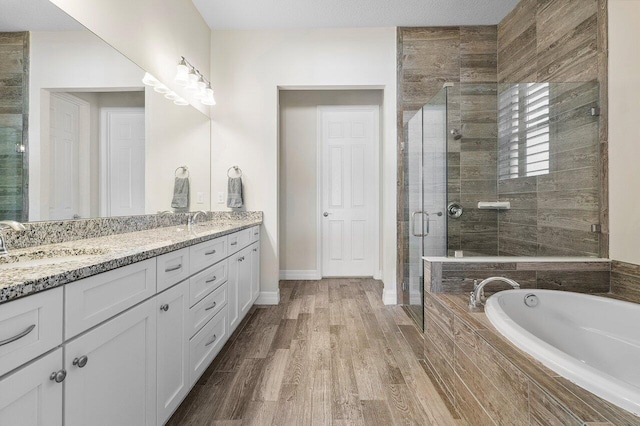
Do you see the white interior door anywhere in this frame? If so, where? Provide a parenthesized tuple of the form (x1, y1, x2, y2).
(320, 106, 379, 277)
(102, 108, 145, 216)
(49, 94, 80, 220)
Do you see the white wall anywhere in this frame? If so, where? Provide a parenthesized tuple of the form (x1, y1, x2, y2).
(609, 0, 640, 265)
(50, 0, 211, 116)
(145, 89, 211, 214)
(279, 90, 384, 276)
(29, 30, 144, 220)
(210, 28, 397, 304)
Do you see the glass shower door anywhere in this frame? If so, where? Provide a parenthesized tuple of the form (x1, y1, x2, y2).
(403, 88, 448, 330)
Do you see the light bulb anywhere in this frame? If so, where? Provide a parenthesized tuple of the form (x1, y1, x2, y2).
(153, 83, 170, 94)
(186, 70, 199, 92)
(175, 58, 189, 86)
(142, 72, 158, 86)
(201, 86, 216, 106)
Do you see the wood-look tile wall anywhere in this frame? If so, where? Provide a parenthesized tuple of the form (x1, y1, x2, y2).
(423, 288, 636, 425)
(0, 32, 28, 222)
(496, 0, 608, 257)
(425, 260, 611, 295)
(397, 26, 499, 300)
(610, 260, 640, 304)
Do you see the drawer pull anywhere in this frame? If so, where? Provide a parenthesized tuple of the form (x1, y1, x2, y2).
(230, 242, 238, 246)
(205, 334, 217, 346)
(0, 324, 36, 347)
(238, 256, 245, 262)
(165, 264, 182, 273)
(206, 276, 217, 283)
(254, 232, 259, 235)
(205, 249, 217, 256)
(49, 369, 67, 383)
(160, 304, 170, 312)
(205, 301, 217, 311)
(73, 355, 89, 368)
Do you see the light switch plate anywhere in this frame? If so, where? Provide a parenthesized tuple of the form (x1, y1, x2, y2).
(217, 192, 225, 204)
(196, 192, 204, 204)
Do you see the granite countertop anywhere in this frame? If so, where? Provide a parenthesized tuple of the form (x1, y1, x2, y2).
(0, 217, 262, 304)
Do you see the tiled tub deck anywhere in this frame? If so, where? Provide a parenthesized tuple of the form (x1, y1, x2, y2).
(422, 259, 638, 425)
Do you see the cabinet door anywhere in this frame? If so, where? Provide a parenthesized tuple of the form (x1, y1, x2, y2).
(65, 298, 157, 426)
(237, 246, 253, 322)
(156, 281, 189, 425)
(227, 251, 240, 334)
(0, 348, 63, 426)
(250, 242, 260, 304)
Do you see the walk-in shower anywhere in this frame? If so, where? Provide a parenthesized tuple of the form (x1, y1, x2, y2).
(402, 81, 601, 330)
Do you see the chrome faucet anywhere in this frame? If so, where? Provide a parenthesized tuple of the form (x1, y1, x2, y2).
(0, 221, 27, 256)
(188, 211, 208, 228)
(469, 276, 520, 308)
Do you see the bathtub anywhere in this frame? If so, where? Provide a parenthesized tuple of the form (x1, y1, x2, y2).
(485, 289, 640, 416)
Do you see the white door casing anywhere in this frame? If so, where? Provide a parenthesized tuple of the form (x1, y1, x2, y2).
(100, 108, 145, 217)
(319, 106, 380, 277)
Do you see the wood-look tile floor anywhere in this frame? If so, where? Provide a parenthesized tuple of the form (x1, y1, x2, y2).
(167, 278, 464, 425)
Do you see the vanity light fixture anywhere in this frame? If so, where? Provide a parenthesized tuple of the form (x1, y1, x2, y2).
(175, 57, 189, 86)
(174, 57, 216, 107)
(142, 72, 159, 87)
(141, 72, 188, 107)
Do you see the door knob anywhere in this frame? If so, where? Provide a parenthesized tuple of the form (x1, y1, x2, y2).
(323, 212, 331, 217)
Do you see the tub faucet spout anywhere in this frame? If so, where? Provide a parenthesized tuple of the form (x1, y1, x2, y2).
(469, 276, 520, 308)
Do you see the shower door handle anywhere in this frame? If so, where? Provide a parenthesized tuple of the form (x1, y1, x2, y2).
(411, 211, 429, 237)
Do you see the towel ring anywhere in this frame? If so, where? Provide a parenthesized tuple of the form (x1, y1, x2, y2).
(227, 166, 242, 178)
(175, 166, 189, 178)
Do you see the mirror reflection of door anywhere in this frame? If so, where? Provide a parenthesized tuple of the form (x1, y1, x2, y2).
(49, 93, 83, 220)
(101, 108, 146, 217)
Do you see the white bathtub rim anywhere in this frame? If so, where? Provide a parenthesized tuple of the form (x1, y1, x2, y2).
(485, 290, 640, 418)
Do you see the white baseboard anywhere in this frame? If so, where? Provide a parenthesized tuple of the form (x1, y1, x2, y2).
(382, 288, 397, 305)
(279, 270, 322, 280)
(255, 290, 280, 305)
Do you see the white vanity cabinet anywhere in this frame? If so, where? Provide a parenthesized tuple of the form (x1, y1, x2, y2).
(156, 280, 190, 423)
(64, 297, 157, 426)
(0, 224, 261, 426)
(250, 242, 260, 304)
(0, 348, 63, 426)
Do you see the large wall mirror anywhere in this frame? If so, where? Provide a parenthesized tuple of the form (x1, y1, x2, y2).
(0, 0, 211, 222)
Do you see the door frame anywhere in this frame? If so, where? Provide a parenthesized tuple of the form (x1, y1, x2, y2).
(46, 92, 91, 220)
(99, 107, 145, 216)
(316, 105, 381, 279)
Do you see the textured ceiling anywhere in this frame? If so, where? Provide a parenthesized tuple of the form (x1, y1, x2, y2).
(0, 0, 83, 31)
(192, 0, 520, 30)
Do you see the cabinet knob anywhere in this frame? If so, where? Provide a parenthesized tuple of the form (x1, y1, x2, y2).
(253, 248, 258, 252)
(49, 369, 67, 383)
(160, 304, 170, 312)
(73, 355, 89, 368)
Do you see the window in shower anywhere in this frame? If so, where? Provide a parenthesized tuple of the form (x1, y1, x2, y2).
(498, 83, 550, 180)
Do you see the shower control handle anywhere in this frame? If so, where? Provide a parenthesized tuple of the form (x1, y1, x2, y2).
(447, 203, 463, 219)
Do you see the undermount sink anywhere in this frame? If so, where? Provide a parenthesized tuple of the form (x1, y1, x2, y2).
(0, 247, 110, 269)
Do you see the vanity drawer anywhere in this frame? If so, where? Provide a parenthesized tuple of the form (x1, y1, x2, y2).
(157, 248, 190, 293)
(189, 282, 227, 338)
(0, 288, 63, 377)
(65, 259, 156, 339)
(189, 259, 227, 307)
(250, 226, 260, 243)
(227, 229, 252, 254)
(190, 305, 227, 386)
(189, 236, 227, 275)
